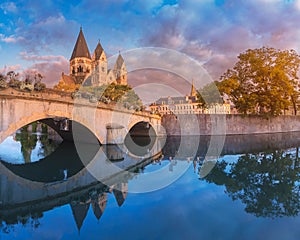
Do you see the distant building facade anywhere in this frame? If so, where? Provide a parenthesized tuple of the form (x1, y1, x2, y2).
(149, 83, 230, 115)
(57, 27, 127, 90)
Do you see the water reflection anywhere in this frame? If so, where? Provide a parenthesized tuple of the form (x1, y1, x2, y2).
(202, 149, 300, 218)
(1, 132, 300, 237)
(0, 122, 62, 164)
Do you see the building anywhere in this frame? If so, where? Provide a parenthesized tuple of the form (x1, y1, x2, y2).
(56, 27, 127, 90)
(204, 103, 231, 114)
(149, 82, 202, 115)
(149, 82, 230, 115)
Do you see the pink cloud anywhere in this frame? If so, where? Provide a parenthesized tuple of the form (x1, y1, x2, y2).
(0, 64, 22, 74)
(19, 52, 67, 62)
(0, 34, 24, 43)
(24, 57, 69, 87)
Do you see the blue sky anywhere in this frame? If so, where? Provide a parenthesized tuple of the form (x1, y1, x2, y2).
(1, 0, 300, 91)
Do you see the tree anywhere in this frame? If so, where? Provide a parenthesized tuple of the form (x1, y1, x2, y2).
(6, 71, 21, 89)
(197, 81, 224, 108)
(219, 47, 300, 116)
(33, 73, 46, 91)
(54, 80, 79, 92)
(0, 73, 8, 89)
(80, 83, 143, 110)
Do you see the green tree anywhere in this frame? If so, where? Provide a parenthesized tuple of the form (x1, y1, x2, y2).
(219, 47, 300, 116)
(15, 124, 38, 163)
(81, 83, 143, 110)
(197, 81, 224, 108)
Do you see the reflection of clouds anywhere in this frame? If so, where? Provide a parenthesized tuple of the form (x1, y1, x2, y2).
(0, 136, 23, 164)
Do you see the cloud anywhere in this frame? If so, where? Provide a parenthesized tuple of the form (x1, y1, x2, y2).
(14, 13, 77, 53)
(129, 69, 195, 105)
(138, 0, 300, 79)
(0, 34, 24, 43)
(22, 55, 69, 87)
(0, 2, 17, 14)
(19, 52, 67, 62)
(2, 0, 300, 89)
(0, 64, 22, 74)
(1, 52, 68, 87)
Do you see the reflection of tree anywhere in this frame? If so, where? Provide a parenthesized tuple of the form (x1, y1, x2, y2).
(38, 124, 59, 157)
(15, 124, 38, 163)
(14, 123, 60, 163)
(203, 149, 300, 218)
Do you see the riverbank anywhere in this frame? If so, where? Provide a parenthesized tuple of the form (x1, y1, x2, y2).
(162, 114, 300, 135)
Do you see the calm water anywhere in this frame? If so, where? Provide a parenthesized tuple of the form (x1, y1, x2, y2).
(0, 125, 300, 240)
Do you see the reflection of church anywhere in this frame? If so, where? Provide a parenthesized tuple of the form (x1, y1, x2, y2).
(70, 182, 128, 232)
(59, 27, 127, 88)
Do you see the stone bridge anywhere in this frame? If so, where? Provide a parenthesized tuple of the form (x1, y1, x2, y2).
(0, 88, 163, 144)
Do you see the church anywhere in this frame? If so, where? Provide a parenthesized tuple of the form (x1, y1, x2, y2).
(58, 27, 127, 90)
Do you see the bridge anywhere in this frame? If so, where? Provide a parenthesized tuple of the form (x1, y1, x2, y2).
(0, 88, 163, 145)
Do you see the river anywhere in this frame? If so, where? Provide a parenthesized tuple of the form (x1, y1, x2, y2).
(0, 123, 300, 240)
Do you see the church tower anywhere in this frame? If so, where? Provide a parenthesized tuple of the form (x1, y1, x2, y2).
(113, 52, 127, 85)
(70, 27, 91, 84)
(91, 40, 108, 86)
(190, 80, 197, 97)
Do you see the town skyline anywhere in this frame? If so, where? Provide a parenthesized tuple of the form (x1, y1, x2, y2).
(1, 1, 300, 96)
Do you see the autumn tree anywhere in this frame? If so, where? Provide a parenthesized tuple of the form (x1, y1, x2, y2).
(219, 47, 300, 116)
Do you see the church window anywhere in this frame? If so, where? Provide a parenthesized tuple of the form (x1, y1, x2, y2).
(102, 67, 105, 72)
(78, 65, 83, 72)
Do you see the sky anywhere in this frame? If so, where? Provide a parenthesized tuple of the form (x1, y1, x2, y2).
(1, 0, 300, 101)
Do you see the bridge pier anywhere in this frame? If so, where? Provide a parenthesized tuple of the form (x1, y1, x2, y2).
(106, 123, 127, 145)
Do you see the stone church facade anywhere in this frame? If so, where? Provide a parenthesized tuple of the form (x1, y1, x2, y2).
(59, 27, 127, 88)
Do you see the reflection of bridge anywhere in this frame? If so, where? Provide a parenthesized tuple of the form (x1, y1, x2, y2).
(0, 88, 162, 144)
(0, 139, 163, 231)
(1, 132, 300, 230)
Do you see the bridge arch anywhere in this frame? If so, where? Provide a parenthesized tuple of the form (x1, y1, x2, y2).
(0, 90, 161, 145)
(0, 113, 104, 145)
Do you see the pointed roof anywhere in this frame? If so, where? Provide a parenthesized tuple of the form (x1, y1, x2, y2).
(92, 193, 107, 220)
(113, 189, 126, 207)
(93, 40, 104, 60)
(113, 183, 128, 207)
(190, 80, 197, 97)
(70, 202, 90, 232)
(70, 27, 91, 60)
(115, 52, 125, 69)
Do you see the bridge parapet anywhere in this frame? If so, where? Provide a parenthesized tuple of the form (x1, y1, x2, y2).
(0, 88, 162, 145)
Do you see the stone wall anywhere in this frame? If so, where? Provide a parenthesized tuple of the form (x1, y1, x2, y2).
(162, 114, 300, 135)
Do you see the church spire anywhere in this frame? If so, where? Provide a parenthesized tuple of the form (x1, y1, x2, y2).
(70, 27, 91, 60)
(70, 202, 90, 233)
(115, 51, 124, 68)
(93, 40, 104, 61)
(190, 79, 197, 97)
